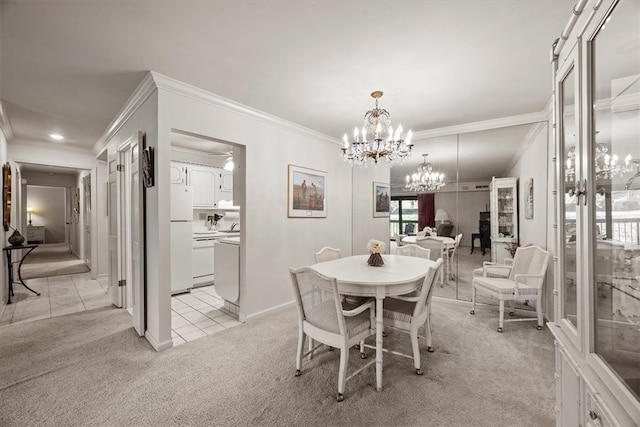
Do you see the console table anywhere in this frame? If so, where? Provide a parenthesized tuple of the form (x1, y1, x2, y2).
(3, 244, 40, 304)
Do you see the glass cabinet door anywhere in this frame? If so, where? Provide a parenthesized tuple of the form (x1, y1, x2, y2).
(590, 0, 640, 402)
(497, 186, 515, 239)
(561, 64, 579, 330)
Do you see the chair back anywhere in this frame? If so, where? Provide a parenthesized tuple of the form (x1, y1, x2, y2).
(404, 223, 415, 234)
(509, 245, 550, 289)
(413, 258, 443, 318)
(396, 244, 431, 260)
(416, 237, 444, 262)
(289, 267, 345, 335)
(394, 233, 406, 247)
(437, 223, 453, 237)
(314, 247, 342, 263)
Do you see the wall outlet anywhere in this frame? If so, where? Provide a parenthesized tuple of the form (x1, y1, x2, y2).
(198, 213, 207, 220)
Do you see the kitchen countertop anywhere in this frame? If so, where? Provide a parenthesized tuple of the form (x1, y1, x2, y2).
(217, 236, 240, 245)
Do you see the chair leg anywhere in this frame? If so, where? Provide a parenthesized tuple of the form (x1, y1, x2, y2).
(295, 329, 305, 376)
(410, 324, 422, 375)
(359, 339, 366, 359)
(509, 299, 515, 316)
(308, 337, 314, 359)
(425, 317, 434, 352)
(470, 285, 476, 315)
(337, 345, 349, 402)
(498, 300, 504, 332)
(536, 297, 544, 330)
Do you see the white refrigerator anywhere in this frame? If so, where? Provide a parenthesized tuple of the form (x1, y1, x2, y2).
(170, 185, 193, 294)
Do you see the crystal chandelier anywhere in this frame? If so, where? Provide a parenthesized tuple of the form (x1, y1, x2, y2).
(565, 144, 633, 183)
(404, 154, 445, 192)
(341, 91, 413, 165)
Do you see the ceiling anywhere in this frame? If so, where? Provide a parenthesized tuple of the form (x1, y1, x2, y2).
(0, 0, 576, 181)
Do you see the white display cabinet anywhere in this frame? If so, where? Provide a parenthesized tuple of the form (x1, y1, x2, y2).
(489, 176, 518, 264)
(549, 1, 640, 426)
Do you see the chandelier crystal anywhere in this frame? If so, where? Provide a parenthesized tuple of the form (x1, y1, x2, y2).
(404, 154, 445, 192)
(341, 91, 413, 166)
(565, 144, 633, 183)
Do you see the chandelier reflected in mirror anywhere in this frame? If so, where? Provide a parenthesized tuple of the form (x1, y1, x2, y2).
(404, 154, 445, 192)
(341, 91, 413, 166)
(564, 144, 633, 183)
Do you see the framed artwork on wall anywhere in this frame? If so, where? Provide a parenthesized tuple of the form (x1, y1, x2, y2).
(525, 178, 534, 219)
(373, 182, 390, 217)
(288, 164, 327, 218)
(3, 162, 11, 231)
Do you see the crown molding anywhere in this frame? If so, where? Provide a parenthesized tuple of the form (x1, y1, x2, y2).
(411, 110, 549, 141)
(93, 72, 158, 156)
(150, 71, 339, 145)
(0, 100, 15, 142)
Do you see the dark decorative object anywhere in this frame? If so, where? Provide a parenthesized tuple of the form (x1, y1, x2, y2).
(8, 229, 25, 246)
(3, 162, 11, 231)
(367, 252, 384, 267)
(142, 146, 154, 188)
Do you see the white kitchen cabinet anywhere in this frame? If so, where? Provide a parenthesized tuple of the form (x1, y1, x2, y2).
(215, 168, 233, 204)
(170, 162, 187, 184)
(188, 165, 216, 208)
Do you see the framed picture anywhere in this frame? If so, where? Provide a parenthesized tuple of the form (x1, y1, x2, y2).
(525, 178, 534, 219)
(142, 147, 154, 188)
(373, 182, 390, 217)
(288, 164, 327, 218)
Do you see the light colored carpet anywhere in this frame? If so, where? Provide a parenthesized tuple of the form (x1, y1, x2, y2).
(21, 243, 90, 279)
(0, 298, 555, 426)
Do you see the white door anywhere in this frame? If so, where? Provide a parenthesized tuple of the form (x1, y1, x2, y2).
(108, 152, 124, 307)
(83, 175, 91, 268)
(129, 132, 145, 336)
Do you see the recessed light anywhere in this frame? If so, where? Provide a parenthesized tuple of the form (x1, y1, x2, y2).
(48, 133, 65, 141)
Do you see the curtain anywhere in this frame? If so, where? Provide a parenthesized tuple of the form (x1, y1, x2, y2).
(417, 193, 435, 230)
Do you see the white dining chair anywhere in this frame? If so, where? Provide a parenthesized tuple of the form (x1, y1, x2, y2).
(382, 258, 443, 375)
(290, 266, 375, 401)
(416, 237, 445, 286)
(314, 247, 342, 263)
(396, 244, 431, 260)
(471, 245, 550, 332)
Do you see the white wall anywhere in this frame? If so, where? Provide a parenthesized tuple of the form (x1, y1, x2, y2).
(102, 91, 160, 347)
(27, 186, 66, 243)
(158, 87, 355, 326)
(433, 189, 490, 247)
(352, 166, 391, 255)
(506, 123, 549, 248)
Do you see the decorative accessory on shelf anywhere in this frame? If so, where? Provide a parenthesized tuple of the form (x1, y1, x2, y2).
(8, 228, 25, 247)
(505, 240, 519, 258)
(341, 91, 413, 166)
(404, 154, 445, 192)
(367, 239, 386, 266)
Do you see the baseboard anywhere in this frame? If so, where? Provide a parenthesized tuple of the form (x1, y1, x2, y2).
(243, 300, 296, 323)
(144, 331, 173, 352)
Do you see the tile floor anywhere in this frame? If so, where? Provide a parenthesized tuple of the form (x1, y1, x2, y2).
(0, 272, 111, 327)
(0, 274, 240, 348)
(171, 285, 242, 346)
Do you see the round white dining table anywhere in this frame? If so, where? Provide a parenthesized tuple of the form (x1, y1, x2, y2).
(310, 254, 434, 391)
(401, 235, 455, 247)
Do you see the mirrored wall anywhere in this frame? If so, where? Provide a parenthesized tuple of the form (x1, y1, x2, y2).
(390, 121, 550, 307)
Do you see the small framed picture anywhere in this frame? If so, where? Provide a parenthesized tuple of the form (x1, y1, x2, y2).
(373, 182, 390, 217)
(288, 164, 327, 218)
(142, 147, 154, 188)
(525, 178, 534, 219)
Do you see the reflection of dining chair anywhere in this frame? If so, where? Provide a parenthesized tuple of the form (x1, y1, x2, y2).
(289, 267, 375, 401)
(382, 258, 443, 374)
(404, 223, 415, 235)
(314, 247, 342, 263)
(416, 237, 445, 286)
(447, 233, 463, 279)
(394, 233, 406, 248)
(471, 245, 550, 332)
(396, 244, 431, 260)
